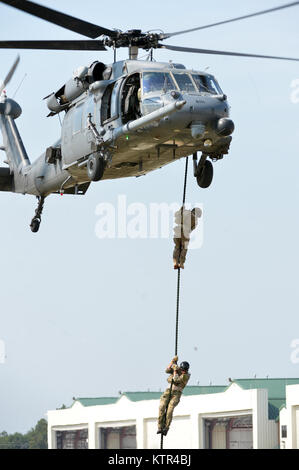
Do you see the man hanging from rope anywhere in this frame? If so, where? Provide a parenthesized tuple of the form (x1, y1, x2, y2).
(173, 206, 202, 269)
(157, 356, 190, 436)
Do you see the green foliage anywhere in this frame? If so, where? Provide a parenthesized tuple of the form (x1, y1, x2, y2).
(56, 404, 67, 410)
(0, 418, 48, 449)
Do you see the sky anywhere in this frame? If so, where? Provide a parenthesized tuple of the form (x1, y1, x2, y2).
(0, 0, 299, 434)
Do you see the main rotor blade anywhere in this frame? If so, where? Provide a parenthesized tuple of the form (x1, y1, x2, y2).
(163, 44, 299, 62)
(160, 1, 299, 39)
(0, 54, 19, 94)
(0, 0, 116, 39)
(0, 40, 107, 50)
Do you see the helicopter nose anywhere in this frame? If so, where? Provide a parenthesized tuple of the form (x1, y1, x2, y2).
(216, 117, 234, 136)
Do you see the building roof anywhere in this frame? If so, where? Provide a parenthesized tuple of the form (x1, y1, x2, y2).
(232, 378, 299, 420)
(183, 385, 227, 395)
(74, 397, 118, 407)
(73, 386, 227, 408)
(232, 378, 299, 397)
(122, 392, 162, 402)
(72, 378, 299, 421)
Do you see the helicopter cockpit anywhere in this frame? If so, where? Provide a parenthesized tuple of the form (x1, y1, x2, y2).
(142, 70, 222, 96)
(140, 70, 223, 116)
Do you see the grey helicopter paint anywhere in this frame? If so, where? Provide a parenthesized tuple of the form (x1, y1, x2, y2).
(0, 0, 299, 232)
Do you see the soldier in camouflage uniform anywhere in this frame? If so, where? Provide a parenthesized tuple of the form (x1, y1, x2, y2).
(173, 206, 202, 269)
(157, 356, 190, 436)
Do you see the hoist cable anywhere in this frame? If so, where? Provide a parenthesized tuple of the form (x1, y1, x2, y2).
(160, 156, 189, 449)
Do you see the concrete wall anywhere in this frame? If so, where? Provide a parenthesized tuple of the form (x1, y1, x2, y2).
(279, 384, 299, 449)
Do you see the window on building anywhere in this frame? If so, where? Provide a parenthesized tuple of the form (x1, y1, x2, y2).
(56, 429, 88, 449)
(100, 425, 136, 449)
(204, 415, 253, 449)
(281, 425, 287, 438)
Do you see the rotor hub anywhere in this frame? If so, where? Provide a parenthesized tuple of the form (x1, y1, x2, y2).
(105, 30, 161, 50)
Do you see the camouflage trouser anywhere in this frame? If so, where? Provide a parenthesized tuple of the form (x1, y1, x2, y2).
(173, 238, 189, 267)
(158, 389, 181, 430)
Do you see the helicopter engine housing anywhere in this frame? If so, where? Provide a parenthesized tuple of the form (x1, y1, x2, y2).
(46, 61, 107, 114)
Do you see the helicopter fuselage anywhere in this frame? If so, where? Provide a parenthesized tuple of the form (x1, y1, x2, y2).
(0, 59, 234, 198)
(42, 59, 233, 195)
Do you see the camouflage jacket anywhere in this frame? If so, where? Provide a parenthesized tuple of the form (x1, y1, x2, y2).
(173, 208, 199, 241)
(165, 366, 190, 393)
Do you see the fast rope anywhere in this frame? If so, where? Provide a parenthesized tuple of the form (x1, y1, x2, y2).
(160, 156, 189, 450)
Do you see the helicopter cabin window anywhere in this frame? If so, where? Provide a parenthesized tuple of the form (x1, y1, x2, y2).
(101, 82, 115, 123)
(192, 74, 222, 95)
(121, 73, 141, 124)
(172, 73, 196, 93)
(142, 72, 176, 94)
(73, 103, 84, 134)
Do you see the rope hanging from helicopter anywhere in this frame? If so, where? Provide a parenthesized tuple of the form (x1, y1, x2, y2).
(160, 156, 189, 450)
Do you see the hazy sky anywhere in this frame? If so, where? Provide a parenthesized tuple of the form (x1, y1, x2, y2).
(0, 0, 299, 434)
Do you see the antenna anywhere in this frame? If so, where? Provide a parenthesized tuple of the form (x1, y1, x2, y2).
(12, 73, 27, 99)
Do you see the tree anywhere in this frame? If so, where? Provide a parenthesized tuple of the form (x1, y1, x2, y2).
(27, 419, 48, 449)
(0, 418, 48, 449)
(0, 431, 28, 449)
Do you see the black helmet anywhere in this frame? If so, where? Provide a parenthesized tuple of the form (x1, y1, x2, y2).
(180, 361, 190, 371)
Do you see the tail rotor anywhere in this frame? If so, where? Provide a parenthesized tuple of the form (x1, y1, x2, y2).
(0, 55, 20, 96)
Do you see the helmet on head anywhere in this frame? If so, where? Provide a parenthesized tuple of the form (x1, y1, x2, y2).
(180, 361, 190, 371)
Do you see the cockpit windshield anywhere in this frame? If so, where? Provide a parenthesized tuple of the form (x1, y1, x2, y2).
(192, 74, 222, 95)
(173, 73, 196, 92)
(142, 72, 176, 94)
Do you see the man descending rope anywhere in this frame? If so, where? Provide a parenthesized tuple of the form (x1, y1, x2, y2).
(173, 206, 202, 269)
(157, 356, 190, 436)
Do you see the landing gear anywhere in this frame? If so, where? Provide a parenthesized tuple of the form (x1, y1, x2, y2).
(87, 154, 106, 182)
(193, 153, 213, 188)
(30, 196, 45, 233)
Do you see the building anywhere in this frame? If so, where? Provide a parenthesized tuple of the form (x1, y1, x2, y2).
(47, 378, 299, 449)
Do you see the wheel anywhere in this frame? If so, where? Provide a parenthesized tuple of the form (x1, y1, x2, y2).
(30, 218, 40, 233)
(87, 154, 105, 182)
(196, 160, 213, 188)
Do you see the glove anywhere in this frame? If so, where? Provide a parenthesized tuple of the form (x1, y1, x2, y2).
(172, 364, 179, 371)
(172, 355, 178, 364)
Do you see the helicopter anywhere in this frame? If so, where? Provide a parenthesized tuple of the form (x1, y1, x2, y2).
(0, 0, 299, 233)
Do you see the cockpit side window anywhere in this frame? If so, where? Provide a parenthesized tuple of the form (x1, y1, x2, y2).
(172, 73, 196, 92)
(121, 73, 141, 124)
(192, 74, 222, 95)
(142, 72, 176, 94)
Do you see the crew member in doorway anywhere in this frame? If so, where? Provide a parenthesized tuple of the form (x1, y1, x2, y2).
(173, 206, 202, 269)
(157, 356, 190, 436)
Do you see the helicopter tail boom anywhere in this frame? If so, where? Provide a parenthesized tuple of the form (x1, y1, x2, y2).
(0, 96, 30, 180)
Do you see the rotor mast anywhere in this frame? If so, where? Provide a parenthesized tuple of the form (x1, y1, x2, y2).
(129, 45, 138, 60)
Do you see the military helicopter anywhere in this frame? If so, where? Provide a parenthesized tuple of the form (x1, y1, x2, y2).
(0, 0, 299, 232)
